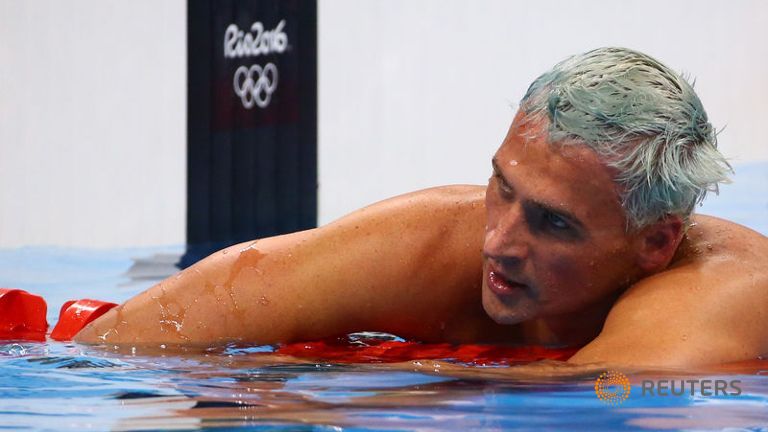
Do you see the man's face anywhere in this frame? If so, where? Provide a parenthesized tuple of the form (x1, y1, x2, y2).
(482, 113, 641, 325)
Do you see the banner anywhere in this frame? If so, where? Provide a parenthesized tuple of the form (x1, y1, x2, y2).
(185, 0, 317, 264)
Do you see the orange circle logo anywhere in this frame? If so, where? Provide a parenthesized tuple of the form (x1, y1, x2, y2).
(594, 370, 631, 404)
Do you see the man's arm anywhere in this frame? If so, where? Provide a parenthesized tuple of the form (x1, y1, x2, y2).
(569, 216, 768, 368)
(75, 186, 488, 346)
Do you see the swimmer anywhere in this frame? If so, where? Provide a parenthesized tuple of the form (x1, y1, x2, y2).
(76, 47, 768, 369)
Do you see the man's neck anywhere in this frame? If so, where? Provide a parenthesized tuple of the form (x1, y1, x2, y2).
(519, 292, 621, 347)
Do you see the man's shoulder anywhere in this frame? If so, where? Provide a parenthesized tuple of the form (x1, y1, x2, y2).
(343, 185, 487, 235)
(370, 185, 486, 209)
(578, 214, 768, 366)
(680, 214, 768, 266)
(625, 214, 767, 305)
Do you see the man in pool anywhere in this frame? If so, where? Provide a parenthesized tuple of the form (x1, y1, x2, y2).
(76, 48, 768, 369)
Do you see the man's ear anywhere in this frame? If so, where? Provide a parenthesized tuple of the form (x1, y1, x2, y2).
(634, 215, 684, 273)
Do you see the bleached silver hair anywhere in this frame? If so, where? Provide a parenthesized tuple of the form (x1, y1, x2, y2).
(520, 47, 731, 230)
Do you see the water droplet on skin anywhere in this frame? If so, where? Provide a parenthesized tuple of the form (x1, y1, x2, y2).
(258, 295, 270, 306)
(228, 288, 239, 311)
(706, 244, 713, 251)
(241, 240, 259, 252)
(223, 245, 265, 293)
(98, 328, 118, 341)
(222, 249, 229, 255)
(160, 344, 167, 349)
(509, 160, 519, 166)
(681, 334, 689, 341)
(159, 319, 183, 332)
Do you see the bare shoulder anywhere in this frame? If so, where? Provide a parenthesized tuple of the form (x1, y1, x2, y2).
(570, 215, 768, 367)
(683, 214, 768, 262)
(323, 185, 488, 261)
(342, 185, 486, 223)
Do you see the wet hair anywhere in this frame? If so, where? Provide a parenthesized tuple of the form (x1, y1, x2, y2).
(520, 47, 731, 230)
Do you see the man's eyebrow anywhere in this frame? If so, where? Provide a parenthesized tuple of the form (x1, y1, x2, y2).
(490, 157, 586, 231)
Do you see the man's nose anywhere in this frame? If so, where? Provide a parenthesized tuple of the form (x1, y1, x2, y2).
(484, 205, 530, 261)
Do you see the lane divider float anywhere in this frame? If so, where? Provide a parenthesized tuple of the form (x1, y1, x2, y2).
(50, 299, 118, 341)
(0, 288, 117, 342)
(0, 288, 48, 341)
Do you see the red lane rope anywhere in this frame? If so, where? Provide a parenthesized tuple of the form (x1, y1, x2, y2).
(277, 336, 578, 364)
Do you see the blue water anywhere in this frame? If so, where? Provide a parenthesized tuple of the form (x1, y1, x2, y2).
(1, 162, 766, 431)
(2, 312, 767, 431)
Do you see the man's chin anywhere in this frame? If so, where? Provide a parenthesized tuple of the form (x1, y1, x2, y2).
(481, 290, 536, 325)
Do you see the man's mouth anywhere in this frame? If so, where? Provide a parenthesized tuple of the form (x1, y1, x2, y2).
(487, 268, 528, 296)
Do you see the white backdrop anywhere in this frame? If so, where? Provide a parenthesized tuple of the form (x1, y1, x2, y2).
(1, 0, 766, 247)
(0, 0, 187, 247)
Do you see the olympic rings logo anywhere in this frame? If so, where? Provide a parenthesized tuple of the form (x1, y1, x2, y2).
(233, 63, 278, 109)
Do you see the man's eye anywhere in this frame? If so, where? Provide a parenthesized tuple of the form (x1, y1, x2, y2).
(545, 211, 570, 230)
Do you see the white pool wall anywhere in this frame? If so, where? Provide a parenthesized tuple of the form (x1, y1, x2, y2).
(0, 0, 187, 248)
(1, 0, 766, 248)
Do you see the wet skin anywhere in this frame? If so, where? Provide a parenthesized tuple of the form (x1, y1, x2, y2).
(76, 114, 768, 368)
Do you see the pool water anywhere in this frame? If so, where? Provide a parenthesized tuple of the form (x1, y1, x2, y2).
(1, 163, 767, 431)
